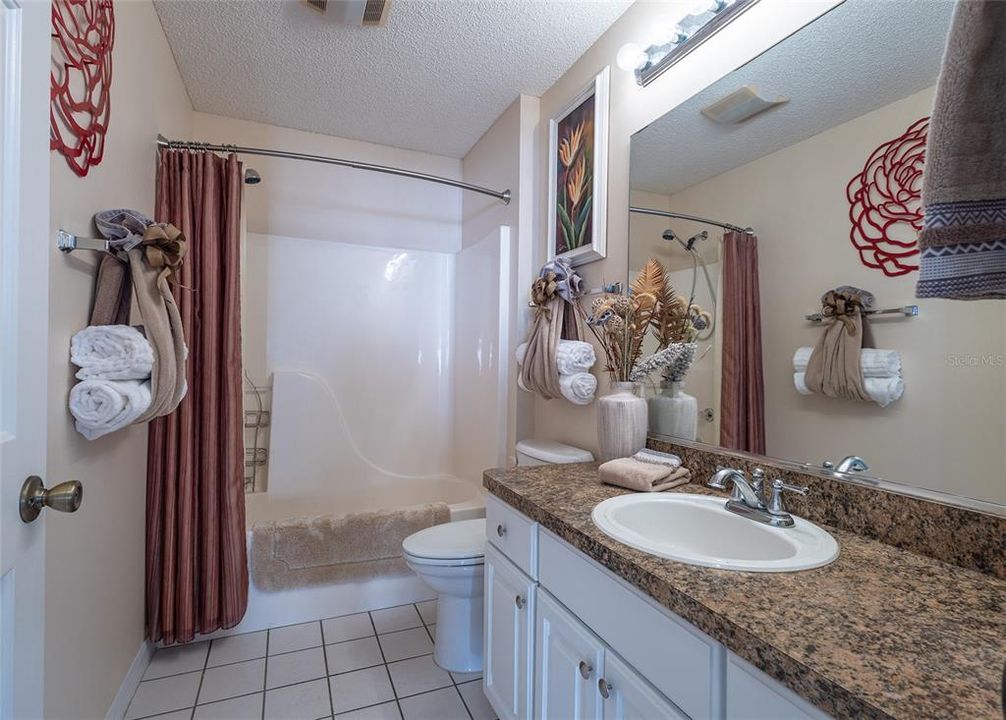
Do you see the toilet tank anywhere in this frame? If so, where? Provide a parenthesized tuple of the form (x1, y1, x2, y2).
(515, 439, 594, 466)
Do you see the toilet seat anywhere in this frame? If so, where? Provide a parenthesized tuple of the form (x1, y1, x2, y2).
(402, 518, 485, 567)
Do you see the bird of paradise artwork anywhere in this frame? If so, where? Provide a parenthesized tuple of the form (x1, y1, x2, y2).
(554, 95, 595, 256)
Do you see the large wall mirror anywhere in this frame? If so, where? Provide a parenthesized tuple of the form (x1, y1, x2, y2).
(628, 0, 1005, 510)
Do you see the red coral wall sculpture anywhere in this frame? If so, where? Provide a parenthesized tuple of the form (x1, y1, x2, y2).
(846, 117, 928, 277)
(50, 0, 115, 177)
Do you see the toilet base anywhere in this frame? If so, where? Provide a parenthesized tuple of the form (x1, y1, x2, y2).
(432, 592, 484, 673)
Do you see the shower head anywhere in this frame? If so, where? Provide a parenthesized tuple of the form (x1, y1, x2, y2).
(661, 228, 679, 243)
(244, 168, 262, 185)
(685, 231, 709, 251)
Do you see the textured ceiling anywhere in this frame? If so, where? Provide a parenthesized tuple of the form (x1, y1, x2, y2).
(630, 0, 954, 196)
(153, 0, 632, 158)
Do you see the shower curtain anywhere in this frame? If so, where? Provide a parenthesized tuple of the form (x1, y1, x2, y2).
(719, 231, 765, 454)
(146, 149, 248, 644)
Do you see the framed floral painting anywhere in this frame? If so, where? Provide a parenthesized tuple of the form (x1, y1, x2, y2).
(548, 66, 609, 267)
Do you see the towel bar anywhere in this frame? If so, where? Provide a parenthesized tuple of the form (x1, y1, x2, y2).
(805, 305, 919, 323)
(57, 229, 111, 254)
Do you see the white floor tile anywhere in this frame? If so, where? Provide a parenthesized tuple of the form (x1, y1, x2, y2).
(323, 613, 376, 644)
(450, 669, 481, 684)
(270, 621, 323, 655)
(458, 680, 495, 720)
(337, 700, 402, 720)
(144, 641, 209, 680)
(378, 628, 433, 663)
(416, 600, 437, 626)
(141, 711, 192, 720)
(198, 658, 266, 705)
(371, 605, 422, 634)
(386, 655, 452, 698)
(326, 636, 385, 675)
(426, 625, 436, 639)
(193, 692, 264, 720)
(329, 665, 395, 714)
(267, 646, 327, 689)
(207, 631, 268, 667)
(265, 677, 332, 720)
(125, 671, 202, 720)
(399, 687, 469, 720)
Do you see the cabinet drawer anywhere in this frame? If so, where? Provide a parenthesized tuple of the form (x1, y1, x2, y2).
(539, 530, 723, 720)
(726, 653, 830, 720)
(486, 494, 538, 579)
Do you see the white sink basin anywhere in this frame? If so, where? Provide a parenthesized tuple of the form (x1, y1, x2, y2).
(591, 493, 839, 572)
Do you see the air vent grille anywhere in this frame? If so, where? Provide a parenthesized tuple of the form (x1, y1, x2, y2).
(362, 0, 391, 26)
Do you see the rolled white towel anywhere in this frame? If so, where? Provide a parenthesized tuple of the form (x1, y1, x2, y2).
(71, 325, 154, 380)
(632, 449, 682, 469)
(559, 372, 596, 405)
(793, 346, 901, 378)
(794, 372, 904, 407)
(69, 379, 152, 440)
(555, 340, 596, 375)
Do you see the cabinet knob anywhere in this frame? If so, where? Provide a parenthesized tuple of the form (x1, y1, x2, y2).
(514, 594, 525, 610)
(578, 661, 593, 680)
(598, 678, 612, 700)
(496, 523, 506, 538)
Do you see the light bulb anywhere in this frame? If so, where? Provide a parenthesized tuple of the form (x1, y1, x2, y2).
(616, 43, 647, 72)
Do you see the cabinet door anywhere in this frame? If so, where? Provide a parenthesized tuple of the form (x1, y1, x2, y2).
(600, 650, 689, 720)
(485, 544, 536, 720)
(535, 590, 606, 720)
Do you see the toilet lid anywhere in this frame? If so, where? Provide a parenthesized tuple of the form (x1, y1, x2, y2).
(402, 518, 486, 560)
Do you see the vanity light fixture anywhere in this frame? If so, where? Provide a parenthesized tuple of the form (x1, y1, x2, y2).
(618, 0, 760, 87)
(701, 85, 788, 124)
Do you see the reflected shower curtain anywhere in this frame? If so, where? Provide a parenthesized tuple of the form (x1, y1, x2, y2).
(720, 231, 765, 454)
(146, 149, 248, 644)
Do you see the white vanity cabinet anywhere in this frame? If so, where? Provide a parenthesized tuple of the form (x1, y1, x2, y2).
(484, 543, 536, 720)
(602, 649, 690, 720)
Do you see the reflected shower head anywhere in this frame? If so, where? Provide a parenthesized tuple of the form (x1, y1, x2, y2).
(244, 168, 262, 185)
(685, 231, 709, 250)
(661, 228, 679, 243)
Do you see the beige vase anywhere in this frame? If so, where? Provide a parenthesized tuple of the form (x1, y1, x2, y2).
(597, 381, 648, 461)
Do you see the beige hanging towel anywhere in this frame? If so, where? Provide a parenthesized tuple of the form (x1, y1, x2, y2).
(804, 287, 875, 402)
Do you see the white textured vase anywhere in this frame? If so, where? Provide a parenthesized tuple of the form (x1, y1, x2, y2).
(647, 381, 698, 441)
(597, 381, 648, 461)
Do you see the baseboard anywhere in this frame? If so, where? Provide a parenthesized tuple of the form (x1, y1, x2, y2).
(105, 640, 153, 720)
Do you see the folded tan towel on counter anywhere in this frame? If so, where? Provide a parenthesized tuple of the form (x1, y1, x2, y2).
(599, 458, 692, 492)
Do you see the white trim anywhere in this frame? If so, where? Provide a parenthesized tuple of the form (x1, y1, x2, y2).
(104, 641, 153, 720)
(547, 66, 610, 267)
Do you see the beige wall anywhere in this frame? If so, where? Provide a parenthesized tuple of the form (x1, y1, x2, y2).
(45, 2, 192, 717)
(531, 0, 841, 456)
(664, 86, 1006, 505)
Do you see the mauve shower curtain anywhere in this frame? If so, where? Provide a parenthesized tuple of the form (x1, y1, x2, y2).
(147, 149, 248, 644)
(719, 231, 765, 455)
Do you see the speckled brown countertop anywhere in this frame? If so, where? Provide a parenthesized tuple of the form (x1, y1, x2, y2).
(483, 463, 1006, 720)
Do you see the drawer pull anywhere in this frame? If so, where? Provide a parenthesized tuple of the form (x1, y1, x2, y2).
(496, 523, 506, 538)
(598, 678, 612, 700)
(578, 661, 593, 680)
(514, 594, 526, 610)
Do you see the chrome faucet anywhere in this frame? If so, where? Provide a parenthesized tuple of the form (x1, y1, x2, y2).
(708, 467, 808, 528)
(834, 455, 869, 473)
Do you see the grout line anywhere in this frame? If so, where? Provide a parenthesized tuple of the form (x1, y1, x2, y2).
(368, 610, 405, 720)
(318, 620, 337, 719)
(190, 638, 213, 720)
(261, 629, 271, 720)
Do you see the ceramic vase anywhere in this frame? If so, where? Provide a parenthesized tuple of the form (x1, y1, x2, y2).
(597, 381, 648, 461)
(647, 380, 698, 441)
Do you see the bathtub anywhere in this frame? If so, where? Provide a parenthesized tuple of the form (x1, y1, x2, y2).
(219, 477, 485, 637)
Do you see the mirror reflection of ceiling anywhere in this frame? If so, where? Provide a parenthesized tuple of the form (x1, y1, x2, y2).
(630, 0, 953, 196)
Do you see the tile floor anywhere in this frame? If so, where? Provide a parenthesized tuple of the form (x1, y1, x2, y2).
(124, 600, 497, 720)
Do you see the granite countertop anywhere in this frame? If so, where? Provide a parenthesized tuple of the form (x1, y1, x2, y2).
(483, 462, 1006, 720)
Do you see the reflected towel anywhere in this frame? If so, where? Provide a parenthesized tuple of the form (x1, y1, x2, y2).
(69, 379, 151, 440)
(559, 372, 596, 405)
(71, 325, 154, 381)
(793, 346, 900, 378)
(599, 458, 692, 492)
(794, 372, 903, 408)
(632, 449, 682, 469)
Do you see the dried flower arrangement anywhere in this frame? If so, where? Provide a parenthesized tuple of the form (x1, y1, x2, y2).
(581, 258, 710, 384)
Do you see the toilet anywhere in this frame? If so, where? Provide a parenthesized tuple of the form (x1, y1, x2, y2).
(402, 439, 592, 673)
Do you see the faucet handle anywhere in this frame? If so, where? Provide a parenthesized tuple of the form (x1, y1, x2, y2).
(766, 478, 808, 516)
(750, 468, 766, 494)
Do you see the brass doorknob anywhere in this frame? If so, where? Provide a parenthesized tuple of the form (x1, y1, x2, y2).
(19, 476, 82, 523)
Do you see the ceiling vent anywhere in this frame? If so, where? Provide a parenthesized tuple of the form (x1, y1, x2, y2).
(302, 0, 391, 27)
(701, 85, 789, 125)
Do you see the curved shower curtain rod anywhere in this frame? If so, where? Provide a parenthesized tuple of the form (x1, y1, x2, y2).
(155, 134, 511, 205)
(629, 205, 754, 235)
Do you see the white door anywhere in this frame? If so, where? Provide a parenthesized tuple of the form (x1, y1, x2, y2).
(484, 544, 535, 720)
(535, 590, 605, 720)
(600, 651, 688, 720)
(0, 2, 51, 718)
